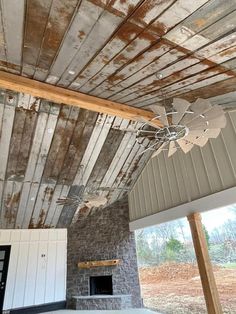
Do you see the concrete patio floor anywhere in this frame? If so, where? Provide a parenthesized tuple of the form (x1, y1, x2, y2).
(43, 309, 160, 314)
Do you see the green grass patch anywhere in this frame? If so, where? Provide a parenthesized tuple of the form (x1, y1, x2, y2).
(222, 263, 236, 269)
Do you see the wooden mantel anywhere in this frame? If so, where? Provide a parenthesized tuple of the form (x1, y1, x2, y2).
(78, 259, 121, 269)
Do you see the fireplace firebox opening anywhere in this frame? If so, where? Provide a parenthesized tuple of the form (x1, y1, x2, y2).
(90, 275, 113, 295)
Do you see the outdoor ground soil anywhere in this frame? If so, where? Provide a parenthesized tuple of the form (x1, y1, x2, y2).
(139, 263, 236, 314)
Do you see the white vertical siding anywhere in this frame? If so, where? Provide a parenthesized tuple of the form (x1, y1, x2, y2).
(129, 111, 236, 222)
(0, 229, 67, 310)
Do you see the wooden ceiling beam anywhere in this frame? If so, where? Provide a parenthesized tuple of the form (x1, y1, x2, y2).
(0, 71, 163, 127)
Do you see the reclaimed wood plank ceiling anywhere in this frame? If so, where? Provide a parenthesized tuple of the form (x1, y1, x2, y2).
(0, 0, 236, 228)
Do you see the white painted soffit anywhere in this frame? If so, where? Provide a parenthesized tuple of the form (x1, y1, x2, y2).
(129, 186, 236, 231)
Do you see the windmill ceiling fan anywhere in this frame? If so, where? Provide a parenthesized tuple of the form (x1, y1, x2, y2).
(129, 98, 226, 158)
(56, 185, 107, 210)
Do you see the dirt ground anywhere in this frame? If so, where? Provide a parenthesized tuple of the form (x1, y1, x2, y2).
(139, 263, 236, 314)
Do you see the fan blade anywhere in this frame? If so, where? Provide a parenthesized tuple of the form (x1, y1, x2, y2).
(177, 139, 193, 153)
(187, 129, 221, 139)
(168, 141, 177, 157)
(121, 128, 137, 133)
(187, 115, 226, 130)
(136, 116, 162, 129)
(203, 105, 225, 120)
(84, 195, 107, 209)
(182, 102, 225, 130)
(186, 135, 208, 147)
(77, 185, 85, 198)
(147, 104, 169, 126)
(152, 142, 167, 158)
(172, 98, 191, 125)
(195, 137, 208, 147)
(204, 128, 221, 138)
(181, 98, 212, 125)
(204, 108, 226, 128)
(184, 133, 203, 145)
(190, 98, 212, 114)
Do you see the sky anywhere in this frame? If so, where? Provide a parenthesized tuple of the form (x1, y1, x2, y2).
(140, 204, 236, 240)
(201, 206, 236, 232)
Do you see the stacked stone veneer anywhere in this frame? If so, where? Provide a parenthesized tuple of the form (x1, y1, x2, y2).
(67, 198, 142, 309)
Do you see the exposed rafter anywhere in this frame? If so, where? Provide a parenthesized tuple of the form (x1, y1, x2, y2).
(0, 71, 163, 127)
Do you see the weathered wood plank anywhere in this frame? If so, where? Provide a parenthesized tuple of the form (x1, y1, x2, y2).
(15, 103, 59, 228)
(23, 110, 48, 182)
(0, 180, 13, 228)
(165, 0, 236, 46)
(0, 101, 16, 181)
(45, 0, 105, 84)
(20, 182, 40, 228)
(118, 45, 236, 107)
(34, 184, 56, 228)
(60, 110, 98, 185)
(86, 127, 125, 190)
(89, 0, 210, 97)
(70, 0, 177, 92)
(151, 0, 209, 36)
(15, 110, 38, 178)
(115, 56, 202, 103)
(6, 108, 27, 180)
(42, 105, 72, 182)
(108, 140, 146, 203)
(109, 32, 236, 103)
(57, 10, 123, 87)
(32, 105, 60, 182)
(50, 107, 80, 181)
(14, 181, 31, 228)
(0, 2, 6, 64)
(71, 25, 156, 92)
(209, 91, 236, 107)
(1, 0, 25, 71)
(0, 181, 4, 228)
(51, 185, 70, 227)
(100, 122, 138, 187)
(130, 0, 175, 28)
(33, 0, 79, 81)
(173, 76, 236, 103)
(110, 143, 152, 203)
(100, 46, 187, 100)
(132, 62, 236, 107)
(73, 114, 114, 186)
(44, 184, 64, 227)
(166, 72, 235, 100)
(56, 185, 83, 227)
(90, 40, 173, 97)
(22, 0, 53, 77)
(56, 0, 144, 87)
(92, 15, 236, 102)
(28, 183, 49, 228)
(125, 53, 236, 106)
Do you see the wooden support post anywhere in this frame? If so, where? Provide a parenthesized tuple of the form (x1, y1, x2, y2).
(188, 213, 223, 314)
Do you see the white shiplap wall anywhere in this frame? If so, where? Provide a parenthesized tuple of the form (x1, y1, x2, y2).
(129, 111, 236, 223)
(0, 229, 67, 310)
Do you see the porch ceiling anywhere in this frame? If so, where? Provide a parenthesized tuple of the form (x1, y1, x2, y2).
(0, 0, 236, 228)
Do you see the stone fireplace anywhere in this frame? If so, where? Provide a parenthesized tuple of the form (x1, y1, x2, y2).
(67, 198, 142, 310)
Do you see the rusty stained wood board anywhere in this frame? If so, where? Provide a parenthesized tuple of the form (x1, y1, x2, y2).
(0, 89, 152, 229)
(0, 0, 236, 228)
(0, 0, 235, 104)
